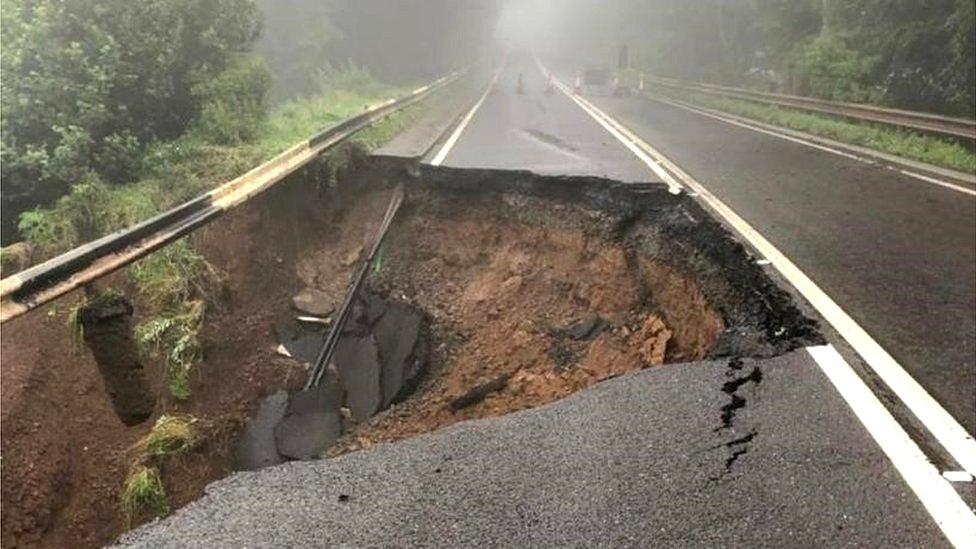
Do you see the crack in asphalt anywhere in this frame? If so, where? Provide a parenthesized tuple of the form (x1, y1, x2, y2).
(723, 431, 757, 469)
(711, 358, 764, 480)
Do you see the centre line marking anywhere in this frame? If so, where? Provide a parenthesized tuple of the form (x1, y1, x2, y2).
(539, 56, 976, 547)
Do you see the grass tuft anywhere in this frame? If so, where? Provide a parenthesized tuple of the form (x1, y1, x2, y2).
(135, 299, 205, 400)
(132, 414, 199, 458)
(121, 414, 201, 526)
(120, 465, 168, 527)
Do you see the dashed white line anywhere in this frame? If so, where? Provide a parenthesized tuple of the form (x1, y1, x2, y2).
(807, 345, 976, 548)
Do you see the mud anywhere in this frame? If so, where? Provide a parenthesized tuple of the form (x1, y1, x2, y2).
(318, 166, 820, 454)
(0, 159, 821, 548)
(77, 292, 156, 426)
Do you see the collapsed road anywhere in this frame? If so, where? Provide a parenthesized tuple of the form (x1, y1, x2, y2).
(117, 166, 953, 548)
(119, 52, 974, 547)
(1, 46, 971, 548)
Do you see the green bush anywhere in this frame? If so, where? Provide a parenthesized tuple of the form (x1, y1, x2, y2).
(17, 174, 156, 253)
(799, 36, 881, 103)
(316, 62, 386, 98)
(192, 56, 273, 145)
(1, 0, 262, 232)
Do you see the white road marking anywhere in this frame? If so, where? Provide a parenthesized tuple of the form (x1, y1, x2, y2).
(648, 94, 976, 198)
(547, 67, 976, 478)
(943, 471, 975, 483)
(534, 58, 682, 194)
(429, 73, 499, 166)
(543, 60, 976, 541)
(807, 345, 976, 548)
(897, 169, 976, 197)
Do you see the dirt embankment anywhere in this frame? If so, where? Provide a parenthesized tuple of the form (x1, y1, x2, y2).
(0, 164, 820, 548)
(331, 190, 725, 453)
(0, 169, 382, 548)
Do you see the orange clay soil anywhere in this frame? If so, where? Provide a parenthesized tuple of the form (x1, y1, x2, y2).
(331, 191, 724, 454)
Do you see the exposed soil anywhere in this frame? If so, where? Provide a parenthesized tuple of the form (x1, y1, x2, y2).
(0, 167, 385, 548)
(0, 163, 820, 548)
(330, 190, 724, 453)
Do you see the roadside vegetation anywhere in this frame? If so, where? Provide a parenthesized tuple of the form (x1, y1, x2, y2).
(575, 1, 974, 118)
(648, 87, 976, 174)
(0, 0, 430, 403)
(122, 415, 200, 525)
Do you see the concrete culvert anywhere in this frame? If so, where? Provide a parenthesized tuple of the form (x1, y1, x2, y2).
(78, 290, 155, 426)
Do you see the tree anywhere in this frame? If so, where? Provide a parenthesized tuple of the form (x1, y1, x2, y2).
(1, 0, 264, 238)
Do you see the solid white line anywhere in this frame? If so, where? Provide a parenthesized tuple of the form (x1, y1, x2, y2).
(807, 345, 976, 548)
(556, 79, 682, 194)
(533, 58, 682, 194)
(429, 74, 498, 166)
(650, 94, 976, 198)
(897, 169, 976, 197)
(549, 75, 976, 479)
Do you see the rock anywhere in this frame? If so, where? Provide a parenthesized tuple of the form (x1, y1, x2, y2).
(274, 319, 326, 365)
(334, 334, 382, 421)
(342, 245, 363, 267)
(568, 315, 608, 341)
(365, 292, 387, 326)
(287, 381, 343, 416)
(272, 379, 345, 461)
(633, 315, 672, 366)
(274, 411, 342, 461)
(292, 289, 336, 317)
(297, 315, 331, 326)
(374, 301, 425, 406)
(450, 373, 513, 411)
(236, 390, 288, 470)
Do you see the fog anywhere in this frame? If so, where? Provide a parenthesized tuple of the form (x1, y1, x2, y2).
(255, 0, 501, 101)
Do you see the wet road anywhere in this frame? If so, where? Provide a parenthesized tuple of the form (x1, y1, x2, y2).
(120, 351, 948, 548)
(441, 56, 650, 182)
(446, 53, 975, 436)
(121, 52, 975, 547)
(579, 85, 976, 436)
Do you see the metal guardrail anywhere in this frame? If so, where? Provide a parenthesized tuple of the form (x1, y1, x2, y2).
(646, 76, 976, 140)
(0, 72, 461, 324)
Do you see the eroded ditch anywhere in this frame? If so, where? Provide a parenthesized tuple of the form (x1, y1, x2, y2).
(237, 165, 822, 467)
(0, 158, 822, 548)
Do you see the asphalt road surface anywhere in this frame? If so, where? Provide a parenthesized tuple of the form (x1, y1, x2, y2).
(439, 55, 651, 182)
(119, 351, 946, 548)
(577, 85, 976, 436)
(122, 52, 975, 546)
